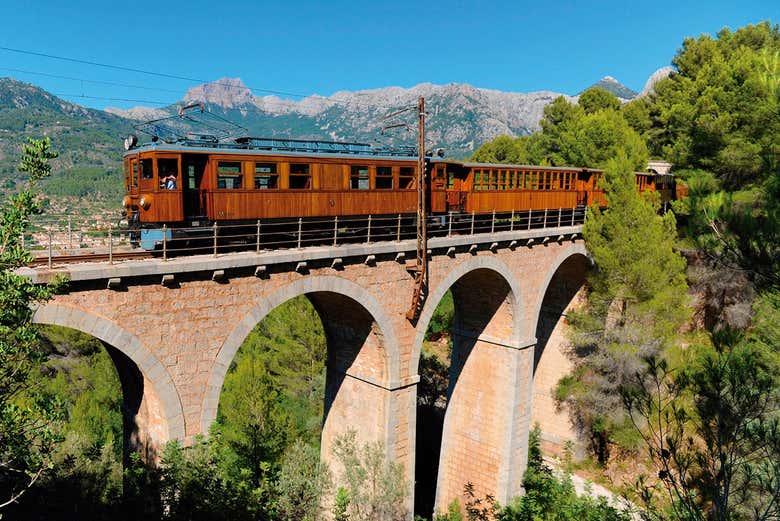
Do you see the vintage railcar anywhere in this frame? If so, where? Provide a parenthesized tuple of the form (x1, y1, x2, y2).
(121, 135, 675, 250)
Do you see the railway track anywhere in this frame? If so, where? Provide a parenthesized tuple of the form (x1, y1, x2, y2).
(28, 250, 152, 267)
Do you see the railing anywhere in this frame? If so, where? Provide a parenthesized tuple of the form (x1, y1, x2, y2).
(25, 207, 586, 266)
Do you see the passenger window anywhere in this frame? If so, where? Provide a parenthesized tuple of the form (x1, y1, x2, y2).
(376, 166, 393, 189)
(350, 165, 370, 190)
(141, 159, 153, 180)
(289, 163, 311, 189)
(254, 163, 278, 189)
(474, 169, 485, 191)
(158, 158, 179, 189)
(490, 170, 498, 191)
(447, 171, 455, 189)
(132, 160, 138, 187)
(399, 166, 415, 189)
(217, 161, 243, 189)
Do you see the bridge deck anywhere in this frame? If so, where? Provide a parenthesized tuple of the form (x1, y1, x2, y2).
(19, 224, 582, 284)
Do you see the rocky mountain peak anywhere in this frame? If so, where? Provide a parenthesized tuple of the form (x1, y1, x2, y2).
(582, 76, 638, 100)
(183, 77, 254, 108)
(639, 66, 675, 97)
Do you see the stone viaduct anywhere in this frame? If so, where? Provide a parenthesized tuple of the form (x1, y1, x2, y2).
(21, 222, 588, 516)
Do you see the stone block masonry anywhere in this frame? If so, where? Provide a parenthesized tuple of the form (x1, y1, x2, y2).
(26, 227, 588, 518)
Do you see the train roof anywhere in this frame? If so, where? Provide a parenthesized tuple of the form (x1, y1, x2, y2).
(453, 161, 600, 172)
(124, 136, 419, 161)
(123, 135, 676, 177)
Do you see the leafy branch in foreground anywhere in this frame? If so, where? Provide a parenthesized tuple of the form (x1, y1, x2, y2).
(622, 328, 780, 521)
(0, 137, 64, 510)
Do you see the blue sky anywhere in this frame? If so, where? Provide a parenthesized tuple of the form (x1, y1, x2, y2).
(0, 0, 776, 110)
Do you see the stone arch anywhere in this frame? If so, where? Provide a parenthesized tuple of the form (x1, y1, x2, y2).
(32, 303, 186, 451)
(412, 255, 524, 371)
(412, 256, 528, 513)
(530, 242, 589, 368)
(201, 274, 402, 446)
(529, 242, 590, 454)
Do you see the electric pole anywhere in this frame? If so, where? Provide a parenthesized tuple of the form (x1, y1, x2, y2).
(406, 96, 428, 321)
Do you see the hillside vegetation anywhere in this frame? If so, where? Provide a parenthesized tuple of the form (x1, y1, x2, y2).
(474, 21, 780, 520)
(0, 78, 132, 199)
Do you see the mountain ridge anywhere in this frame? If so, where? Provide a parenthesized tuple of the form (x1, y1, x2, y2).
(0, 72, 663, 199)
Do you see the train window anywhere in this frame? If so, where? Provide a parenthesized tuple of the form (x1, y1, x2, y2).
(479, 170, 489, 190)
(497, 170, 506, 190)
(289, 163, 311, 189)
(490, 170, 498, 191)
(141, 159, 153, 180)
(376, 166, 393, 189)
(217, 161, 243, 189)
(551, 172, 559, 190)
(529, 171, 538, 190)
(399, 167, 415, 189)
(350, 166, 370, 190)
(447, 171, 455, 189)
(158, 158, 179, 189)
(254, 163, 278, 189)
(132, 160, 138, 187)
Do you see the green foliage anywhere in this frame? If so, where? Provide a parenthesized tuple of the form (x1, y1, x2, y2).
(644, 22, 780, 189)
(473, 95, 648, 170)
(578, 88, 621, 115)
(471, 135, 530, 164)
(276, 439, 332, 521)
(333, 487, 351, 521)
(0, 137, 64, 510)
(640, 22, 780, 288)
(495, 426, 629, 521)
(0, 79, 131, 201)
(426, 290, 454, 339)
(558, 153, 690, 462)
(221, 295, 326, 450)
(158, 436, 270, 521)
(332, 430, 410, 521)
(622, 329, 780, 520)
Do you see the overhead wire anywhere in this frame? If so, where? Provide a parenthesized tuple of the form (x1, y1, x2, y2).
(0, 46, 422, 148)
(0, 45, 411, 112)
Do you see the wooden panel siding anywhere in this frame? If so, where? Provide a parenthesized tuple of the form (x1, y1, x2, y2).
(209, 190, 418, 220)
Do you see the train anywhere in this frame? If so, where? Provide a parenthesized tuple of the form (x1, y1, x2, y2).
(121, 134, 681, 251)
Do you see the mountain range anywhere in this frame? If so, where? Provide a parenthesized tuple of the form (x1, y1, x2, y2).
(0, 70, 671, 199)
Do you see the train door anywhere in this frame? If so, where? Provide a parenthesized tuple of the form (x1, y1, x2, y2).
(429, 164, 447, 213)
(182, 154, 208, 220)
(445, 164, 467, 212)
(576, 170, 591, 206)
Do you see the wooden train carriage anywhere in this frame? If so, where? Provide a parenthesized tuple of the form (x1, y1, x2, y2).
(123, 141, 420, 225)
(122, 137, 679, 234)
(432, 161, 606, 214)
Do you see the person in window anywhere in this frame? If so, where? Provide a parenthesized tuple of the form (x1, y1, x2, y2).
(163, 172, 177, 189)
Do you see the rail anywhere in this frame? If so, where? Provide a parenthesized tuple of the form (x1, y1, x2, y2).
(25, 207, 586, 268)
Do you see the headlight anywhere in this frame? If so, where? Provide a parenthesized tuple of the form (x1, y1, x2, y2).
(124, 134, 138, 150)
(139, 195, 151, 210)
(122, 195, 132, 208)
